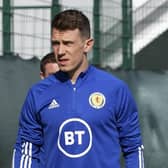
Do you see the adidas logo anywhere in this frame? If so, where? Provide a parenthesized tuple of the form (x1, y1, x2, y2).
(48, 99, 60, 109)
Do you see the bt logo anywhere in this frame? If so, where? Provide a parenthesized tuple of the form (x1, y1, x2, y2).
(57, 118, 92, 158)
(64, 130, 85, 145)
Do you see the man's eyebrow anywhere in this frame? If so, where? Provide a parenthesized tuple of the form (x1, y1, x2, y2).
(62, 40, 75, 45)
(51, 40, 60, 45)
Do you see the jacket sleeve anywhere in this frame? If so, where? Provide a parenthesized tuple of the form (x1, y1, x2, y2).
(116, 83, 144, 168)
(12, 89, 43, 168)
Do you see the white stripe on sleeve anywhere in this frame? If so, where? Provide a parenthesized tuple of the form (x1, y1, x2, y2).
(138, 145, 144, 168)
(12, 149, 16, 168)
(20, 142, 32, 168)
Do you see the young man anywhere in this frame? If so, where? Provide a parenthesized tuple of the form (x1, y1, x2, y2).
(12, 9, 144, 168)
(40, 52, 59, 79)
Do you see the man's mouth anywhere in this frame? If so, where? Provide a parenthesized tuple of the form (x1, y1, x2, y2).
(58, 58, 69, 65)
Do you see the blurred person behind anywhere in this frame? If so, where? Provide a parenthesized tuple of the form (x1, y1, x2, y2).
(40, 52, 59, 79)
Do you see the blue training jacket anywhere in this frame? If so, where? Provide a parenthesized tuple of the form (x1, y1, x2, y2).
(12, 65, 144, 168)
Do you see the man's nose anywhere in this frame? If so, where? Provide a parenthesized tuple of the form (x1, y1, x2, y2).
(58, 44, 65, 55)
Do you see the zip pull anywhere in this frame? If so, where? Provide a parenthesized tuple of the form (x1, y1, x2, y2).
(73, 87, 76, 91)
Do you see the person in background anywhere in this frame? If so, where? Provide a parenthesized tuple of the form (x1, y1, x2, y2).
(40, 52, 59, 79)
(12, 9, 144, 168)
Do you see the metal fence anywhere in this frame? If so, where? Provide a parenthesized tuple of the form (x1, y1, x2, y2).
(0, 0, 133, 69)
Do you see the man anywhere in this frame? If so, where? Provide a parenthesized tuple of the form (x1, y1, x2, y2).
(12, 9, 144, 168)
(40, 52, 59, 79)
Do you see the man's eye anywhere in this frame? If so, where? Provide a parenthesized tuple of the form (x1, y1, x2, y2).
(64, 42, 73, 46)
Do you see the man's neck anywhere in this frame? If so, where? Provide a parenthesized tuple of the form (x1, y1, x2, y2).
(69, 61, 89, 84)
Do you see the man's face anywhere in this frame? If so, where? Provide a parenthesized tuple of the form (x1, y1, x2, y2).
(40, 62, 59, 79)
(51, 28, 93, 74)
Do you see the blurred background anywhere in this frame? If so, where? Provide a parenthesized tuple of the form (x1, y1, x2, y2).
(0, 0, 168, 167)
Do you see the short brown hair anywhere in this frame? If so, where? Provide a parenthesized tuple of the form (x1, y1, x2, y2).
(40, 52, 56, 73)
(52, 9, 90, 39)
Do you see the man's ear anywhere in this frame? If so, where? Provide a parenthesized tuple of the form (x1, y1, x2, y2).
(84, 38, 94, 53)
(40, 72, 44, 80)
